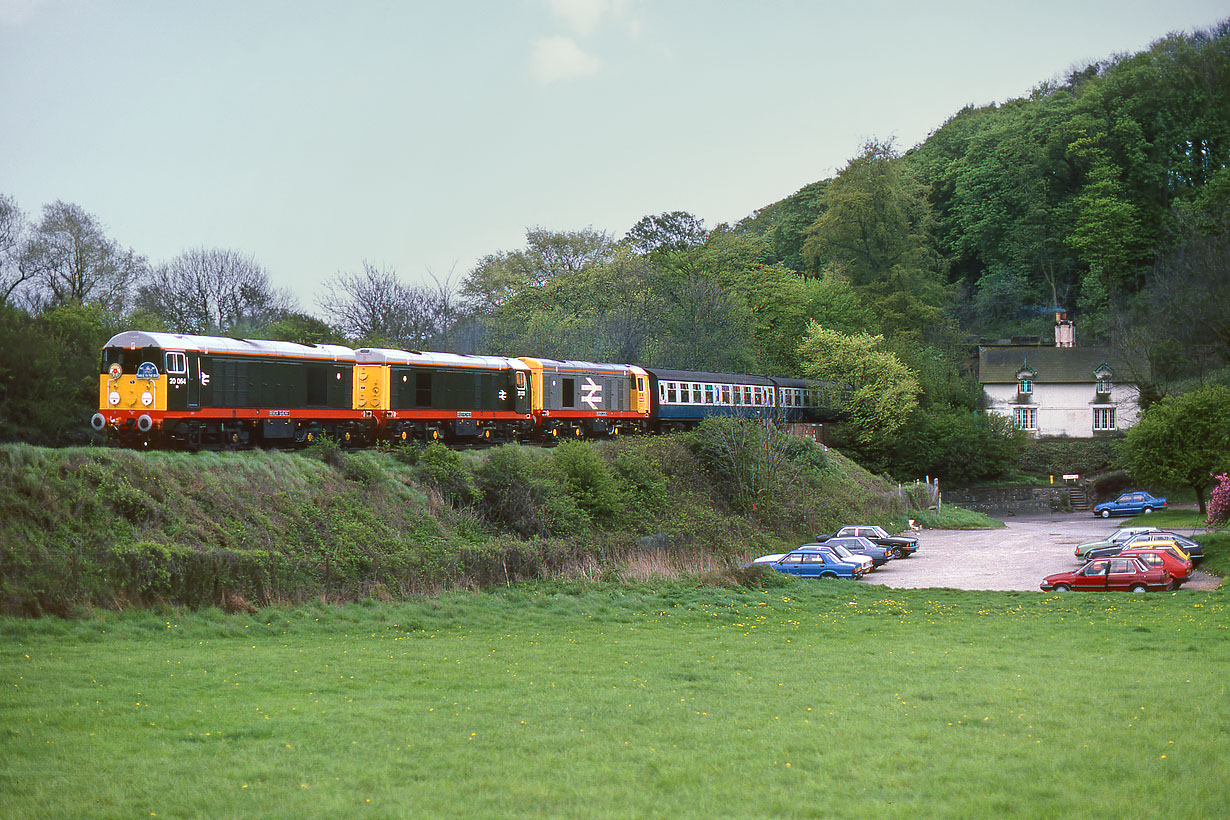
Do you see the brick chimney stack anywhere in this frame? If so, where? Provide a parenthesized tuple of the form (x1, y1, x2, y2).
(1055, 311, 1075, 347)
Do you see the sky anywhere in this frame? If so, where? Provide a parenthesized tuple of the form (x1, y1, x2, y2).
(1, 0, 1226, 315)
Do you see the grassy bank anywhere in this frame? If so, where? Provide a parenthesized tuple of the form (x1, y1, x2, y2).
(0, 426, 931, 615)
(1, 582, 1226, 820)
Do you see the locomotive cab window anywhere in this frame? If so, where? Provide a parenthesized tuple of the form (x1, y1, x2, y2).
(165, 352, 187, 375)
(562, 378, 575, 408)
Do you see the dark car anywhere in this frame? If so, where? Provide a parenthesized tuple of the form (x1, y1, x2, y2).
(1040, 557, 1174, 593)
(1121, 531, 1204, 563)
(825, 525, 920, 558)
(1085, 532, 1204, 564)
(1092, 491, 1167, 518)
(815, 535, 896, 567)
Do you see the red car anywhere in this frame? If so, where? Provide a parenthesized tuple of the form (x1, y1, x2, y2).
(1118, 547, 1193, 585)
(1040, 557, 1174, 593)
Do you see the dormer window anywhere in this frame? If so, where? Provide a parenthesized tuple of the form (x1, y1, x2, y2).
(1016, 364, 1036, 395)
(1094, 365, 1113, 395)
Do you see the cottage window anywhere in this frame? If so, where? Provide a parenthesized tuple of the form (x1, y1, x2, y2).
(1093, 407, 1116, 431)
(1018, 378, 1033, 394)
(1013, 407, 1037, 430)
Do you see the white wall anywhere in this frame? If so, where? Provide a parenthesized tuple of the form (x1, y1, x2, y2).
(983, 382, 1142, 437)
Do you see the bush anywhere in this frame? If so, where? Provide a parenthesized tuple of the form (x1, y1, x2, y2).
(552, 441, 625, 527)
(416, 443, 480, 507)
(474, 444, 589, 538)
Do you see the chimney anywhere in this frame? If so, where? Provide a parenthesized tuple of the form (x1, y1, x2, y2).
(1055, 311, 1075, 348)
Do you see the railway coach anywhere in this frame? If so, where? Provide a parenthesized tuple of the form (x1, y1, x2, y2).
(92, 331, 356, 448)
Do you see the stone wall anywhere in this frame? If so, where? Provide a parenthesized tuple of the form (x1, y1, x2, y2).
(944, 485, 1074, 516)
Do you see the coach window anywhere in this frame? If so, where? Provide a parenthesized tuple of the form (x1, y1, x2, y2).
(165, 352, 187, 375)
(691, 383, 702, 404)
(743, 386, 752, 405)
(720, 385, 730, 404)
(703, 384, 714, 404)
(667, 383, 677, 404)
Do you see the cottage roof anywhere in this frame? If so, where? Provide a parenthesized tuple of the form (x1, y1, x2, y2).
(978, 346, 1149, 385)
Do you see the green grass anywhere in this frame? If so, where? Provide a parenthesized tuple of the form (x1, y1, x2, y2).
(904, 506, 1005, 529)
(2, 582, 1227, 820)
(1121, 509, 1212, 529)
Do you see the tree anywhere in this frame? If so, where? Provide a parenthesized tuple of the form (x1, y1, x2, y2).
(319, 262, 456, 349)
(0, 194, 33, 307)
(797, 323, 920, 442)
(623, 211, 707, 255)
(460, 227, 616, 312)
(135, 248, 292, 334)
(20, 201, 145, 313)
(1121, 385, 1230, 514)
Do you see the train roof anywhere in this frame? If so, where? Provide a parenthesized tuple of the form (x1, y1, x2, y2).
(519, 358, 638, 376)
(355, 348, 526, 370)
(644, 367, 776, 386)
(103, 331, 355, 361)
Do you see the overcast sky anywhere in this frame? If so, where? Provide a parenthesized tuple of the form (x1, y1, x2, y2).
(1, 0, 1225, 313)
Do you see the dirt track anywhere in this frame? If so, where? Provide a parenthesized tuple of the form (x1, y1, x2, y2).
(860, 512, 1220, 592)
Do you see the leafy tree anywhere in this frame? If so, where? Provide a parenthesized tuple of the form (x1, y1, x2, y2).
(797, 323, 920, 443)
(623, 211, 707, 255)
(460, 227, 616, 312)
(1120, 385, 1230, 514)
(261, 313, 348, 346)
(1208, 472, 1230, 526)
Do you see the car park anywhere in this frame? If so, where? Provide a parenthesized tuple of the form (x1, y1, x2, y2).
(825, 525, 920, 557)
(1040, 557, 1174, 593)
(1074, 526, 1161, 560)
(1092, 491, 1167, 518)
(816, 535, 896, 567)
(749, 547, 869, 580)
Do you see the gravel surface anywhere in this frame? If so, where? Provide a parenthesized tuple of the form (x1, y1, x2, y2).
(860, 512, 1220, 592)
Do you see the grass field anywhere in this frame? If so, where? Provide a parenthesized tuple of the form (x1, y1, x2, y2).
(2, 582, 1227, 820)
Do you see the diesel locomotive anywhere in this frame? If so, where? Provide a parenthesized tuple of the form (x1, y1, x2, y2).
(91, 330, 843, 448)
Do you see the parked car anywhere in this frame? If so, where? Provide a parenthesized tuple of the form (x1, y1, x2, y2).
(1040, 557, 1174, 592)
(1075, 526, 1161, 560)
(800, 542, 875, 573)
(824, 525, 920, 557)
(1085, 533, 1202, 564)
(1092, 491, 1167, 518)
(815, 535, 896, 567)
(1121, 531, 1204, 563)
(1118, 547, 1193, 585)
(748, 547, 869, 580)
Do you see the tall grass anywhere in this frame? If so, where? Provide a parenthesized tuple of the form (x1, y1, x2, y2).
(1, 582, 1226, 819)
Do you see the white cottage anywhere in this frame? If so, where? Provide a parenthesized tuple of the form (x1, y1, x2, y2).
(978, 324, 1149, 438)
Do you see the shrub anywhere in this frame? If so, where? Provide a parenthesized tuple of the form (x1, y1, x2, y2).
(552, 441, 625, 527)
(1208, 473, 1230, 526)
(474, 444, 589, 538)
(416, 443, 480, 507)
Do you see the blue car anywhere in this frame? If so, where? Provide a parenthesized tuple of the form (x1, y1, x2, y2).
(749, 548, 868, 579)
(1092, 491, 1167, 518)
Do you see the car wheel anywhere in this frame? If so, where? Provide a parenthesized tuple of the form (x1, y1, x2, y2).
(1130, 584, 1148, 593)
(1054, 584, 1071, 592)
(1100, 509, 1110, 518)
(819, 572, 836, 579)
(1143, 507, 1153, 514)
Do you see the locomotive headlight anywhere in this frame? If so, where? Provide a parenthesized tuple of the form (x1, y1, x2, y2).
(109, 391, 121, 406)
(141, 391, 154, 407)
